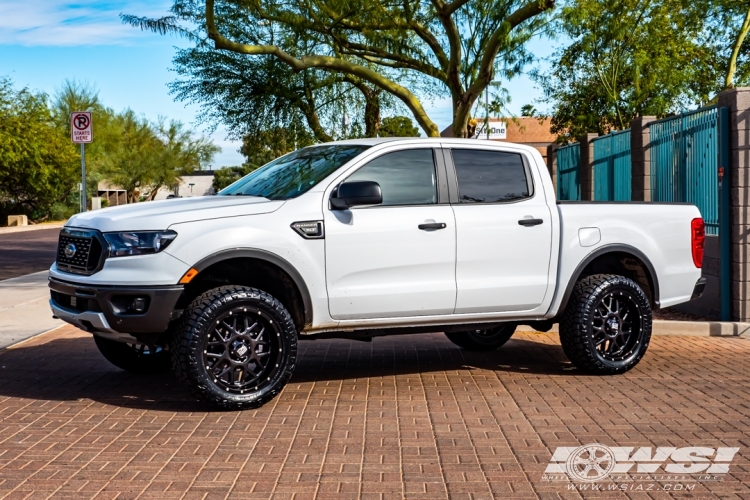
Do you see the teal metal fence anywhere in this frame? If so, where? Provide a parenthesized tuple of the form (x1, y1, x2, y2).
(592, 130, 632, 201)
(556, 143, 581, 201)
(649, 106, 720, 234)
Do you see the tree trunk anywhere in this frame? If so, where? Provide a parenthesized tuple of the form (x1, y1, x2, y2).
(726, 5, 750, 89)
(362, 87, 381, 138)
(451, 92, 481, 138)
(301, 87, 333, 143)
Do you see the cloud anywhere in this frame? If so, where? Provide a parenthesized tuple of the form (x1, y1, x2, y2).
(0, 1, 173, 46)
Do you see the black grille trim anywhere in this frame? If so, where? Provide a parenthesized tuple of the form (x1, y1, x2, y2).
(56, 227, 107, 275)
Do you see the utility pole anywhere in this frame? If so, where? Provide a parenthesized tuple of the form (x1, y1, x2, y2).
(485, 87, 490, 140)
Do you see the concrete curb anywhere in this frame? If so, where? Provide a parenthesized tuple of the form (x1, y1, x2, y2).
(1, 324, 66, 352)
(518, 320, 750, 337)
(0, 222, 66, 235)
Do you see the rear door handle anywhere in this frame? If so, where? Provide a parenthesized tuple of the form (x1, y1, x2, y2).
(418, 222, 447, 230)
(518, 218, 544, 226)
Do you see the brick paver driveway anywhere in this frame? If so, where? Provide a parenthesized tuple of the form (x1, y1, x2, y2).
(0, 326, 749, 499)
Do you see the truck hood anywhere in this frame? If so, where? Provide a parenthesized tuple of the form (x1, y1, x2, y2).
(65, 196, 284, 232)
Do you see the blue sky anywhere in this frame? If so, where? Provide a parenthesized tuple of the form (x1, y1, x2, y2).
(0, 0, 552, 167)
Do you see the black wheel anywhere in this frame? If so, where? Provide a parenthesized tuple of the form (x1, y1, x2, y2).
(172, 285, 297, 410)
(93, 335, 171, 374)
(560, 274, 652, 374)
(444, 323, 516, 351)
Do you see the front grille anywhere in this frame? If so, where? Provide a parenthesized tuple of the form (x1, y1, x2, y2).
(56, 228, 105, 275)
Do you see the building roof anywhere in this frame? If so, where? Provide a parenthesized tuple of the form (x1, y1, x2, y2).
(441, 117, 556, 143)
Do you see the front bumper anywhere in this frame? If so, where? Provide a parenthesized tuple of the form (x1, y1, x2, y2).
(49, 278, 183, 335)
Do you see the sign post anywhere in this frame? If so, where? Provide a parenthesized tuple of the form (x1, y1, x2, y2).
(71, 112, 93, 212)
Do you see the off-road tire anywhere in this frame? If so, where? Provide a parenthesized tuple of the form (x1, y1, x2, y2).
(444, 324, 517, 351)
(93, 335, 171, 374)
(171, 285, 297, 410)
(560, 274, 652, 374)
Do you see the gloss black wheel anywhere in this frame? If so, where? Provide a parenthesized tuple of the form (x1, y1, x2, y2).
(560, 274, 652, 374)
(93, 335, 171, 374)
(172, 286, 297, 410)
(203, 307, 280, 394)
(444, 323, 516, 351)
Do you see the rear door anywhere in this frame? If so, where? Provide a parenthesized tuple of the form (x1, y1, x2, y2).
(447, 147, 553, 313)
(324, 147, 456, 320)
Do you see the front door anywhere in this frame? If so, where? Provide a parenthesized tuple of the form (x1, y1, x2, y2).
(325, 148, 456, 320)
(448, 147, 553, 313)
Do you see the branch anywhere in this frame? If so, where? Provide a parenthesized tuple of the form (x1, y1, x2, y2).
(430, 0, 464, 96)
(467, 0, 555, 97)
(443, 0, 473, 16)
(333, 37, 447, 81)
(120, 14, 204, 44)
(400, 0, 450, 72)
(205, 0, 440, 137)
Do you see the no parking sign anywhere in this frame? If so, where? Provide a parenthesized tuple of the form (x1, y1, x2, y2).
(71, 112, 92, 143)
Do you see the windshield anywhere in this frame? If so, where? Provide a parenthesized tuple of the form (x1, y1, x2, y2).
(219, 144, 371, 200)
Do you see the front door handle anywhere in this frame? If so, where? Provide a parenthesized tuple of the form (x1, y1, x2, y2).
(518, 218, 544, 226)
(418, 222, 447, 230)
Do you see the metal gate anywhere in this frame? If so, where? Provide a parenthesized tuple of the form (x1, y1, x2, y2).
(592, 130, 632, 201)
(649, 106, 720, 234)
(556, 143, 581, 201)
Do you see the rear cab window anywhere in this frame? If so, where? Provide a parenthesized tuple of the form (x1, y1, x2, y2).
(449, 149, 532, 203)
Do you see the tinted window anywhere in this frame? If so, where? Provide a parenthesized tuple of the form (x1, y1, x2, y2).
(219, 145, 370, 200)
(346, 149, 437, 206)
(451, 149, 530, 203)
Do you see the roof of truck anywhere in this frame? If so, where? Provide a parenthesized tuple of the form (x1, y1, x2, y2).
(320, 137, 540, 154)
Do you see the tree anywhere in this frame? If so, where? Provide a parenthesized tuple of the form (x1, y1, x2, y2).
(0, 78, 79, 221)
(241, 126, 315, 169)
(213, 165, 256, 191)
(378, 116, 421, 137)
(520, 104, 537, 117)
(125, 0, 554, 138)
(98, 110, 160, 203)
(535, 0, 718, 140)
(167, 32, 408, 141)
(146, 119, 220, 200)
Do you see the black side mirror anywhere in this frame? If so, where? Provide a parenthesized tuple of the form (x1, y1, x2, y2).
(331, 181, 382, 210)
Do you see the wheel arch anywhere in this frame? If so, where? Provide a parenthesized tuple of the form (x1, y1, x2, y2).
(185, 249, 313, 329)
(556, 244, 660, 315)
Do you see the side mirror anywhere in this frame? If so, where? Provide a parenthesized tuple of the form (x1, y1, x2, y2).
(330, 181, 382, 210)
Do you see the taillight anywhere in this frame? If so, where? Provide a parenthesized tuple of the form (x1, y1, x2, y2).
(691, 218, 705, 268)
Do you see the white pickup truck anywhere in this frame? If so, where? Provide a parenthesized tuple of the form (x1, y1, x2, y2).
(49, 138, 706, 409)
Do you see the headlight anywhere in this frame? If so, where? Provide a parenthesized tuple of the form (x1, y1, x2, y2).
(104, 231, 177, 257)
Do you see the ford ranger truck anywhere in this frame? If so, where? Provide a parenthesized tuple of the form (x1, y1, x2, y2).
(49, 138, 706, 409)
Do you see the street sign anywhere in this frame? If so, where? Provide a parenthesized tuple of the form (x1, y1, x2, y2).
(70, 112, 92, 143)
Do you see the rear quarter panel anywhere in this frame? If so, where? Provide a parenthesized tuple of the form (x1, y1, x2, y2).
(550, 202, 703, 314)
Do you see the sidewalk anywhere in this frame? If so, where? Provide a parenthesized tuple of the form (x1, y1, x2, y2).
(0, 271, 62, 349)
(0, 221, 66, 235)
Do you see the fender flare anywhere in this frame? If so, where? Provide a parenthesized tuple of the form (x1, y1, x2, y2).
(191, 249, 313, 326)
(556, 244, 660, 314)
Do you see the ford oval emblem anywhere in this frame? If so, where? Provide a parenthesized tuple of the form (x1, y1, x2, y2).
(64, 243, 77, 259)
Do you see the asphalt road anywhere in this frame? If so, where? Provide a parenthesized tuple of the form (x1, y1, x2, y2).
(0, 228, 59, 281)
